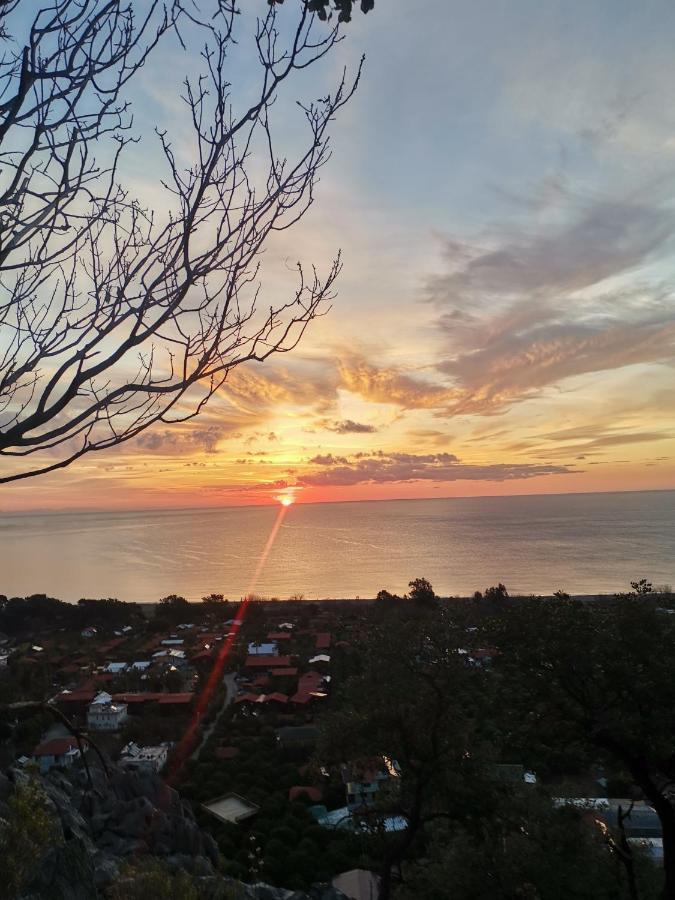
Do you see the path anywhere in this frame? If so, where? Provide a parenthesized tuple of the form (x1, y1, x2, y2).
(192, 671, 238, 761)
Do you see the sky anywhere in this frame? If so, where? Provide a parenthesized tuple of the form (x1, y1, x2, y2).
(3, 0, 675, 512)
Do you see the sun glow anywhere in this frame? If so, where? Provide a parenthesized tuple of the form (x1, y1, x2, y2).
(279, 495, 294, 507)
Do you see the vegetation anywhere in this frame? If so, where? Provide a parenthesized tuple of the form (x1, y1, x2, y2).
(0, 778, 60, 897)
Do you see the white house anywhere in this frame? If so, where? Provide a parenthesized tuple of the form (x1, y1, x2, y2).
(33, 736, 88, 774)
(119, 741, 169, 773)
(87, 692, 128, 731)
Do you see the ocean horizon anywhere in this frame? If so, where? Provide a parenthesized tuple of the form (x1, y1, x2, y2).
(2, 489, 674, 603)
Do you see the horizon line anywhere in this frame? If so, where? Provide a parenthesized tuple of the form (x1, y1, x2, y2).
(2, 484, 675, 518)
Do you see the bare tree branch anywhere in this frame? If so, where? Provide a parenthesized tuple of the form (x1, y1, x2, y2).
(0, 0, 361, 481)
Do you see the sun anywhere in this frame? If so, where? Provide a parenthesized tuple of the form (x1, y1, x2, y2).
(279, 495, 294, 507)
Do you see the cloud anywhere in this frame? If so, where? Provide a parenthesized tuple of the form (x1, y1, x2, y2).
(426, 196, 675, 416)
(507, 425, 674, 458)
(297, 450, 574, 487)
(339, 357, 458, 410)
(319, 419, 378, 434)
(133, 425, 227, 455)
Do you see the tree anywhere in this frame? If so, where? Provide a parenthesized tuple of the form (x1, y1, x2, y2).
(0, 778, 60, 897)
(201, 593, 227, 605)
(320, 607, 496, 900)
(493, 593, 675, 896)
(484, 583, 509, 602)
(0, 0, 361, 482)
(157, 593, 191, 624)
(272, 0, 375, 23)
(407, 577, 437, 607)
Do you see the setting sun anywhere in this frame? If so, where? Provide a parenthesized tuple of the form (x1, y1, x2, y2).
(279, 496, 294, 507)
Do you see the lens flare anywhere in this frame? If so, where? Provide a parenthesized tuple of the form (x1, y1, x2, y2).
(167, 502, 290, 782)
(279, 495, 294, 507)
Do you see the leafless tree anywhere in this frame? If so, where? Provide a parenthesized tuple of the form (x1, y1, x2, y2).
(0, 0, 361, 482)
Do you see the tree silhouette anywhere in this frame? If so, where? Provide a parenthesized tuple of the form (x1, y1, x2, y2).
(0, 0, 361, 482)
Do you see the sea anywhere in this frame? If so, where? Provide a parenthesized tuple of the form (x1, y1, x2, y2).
(1, 490, 674, 603)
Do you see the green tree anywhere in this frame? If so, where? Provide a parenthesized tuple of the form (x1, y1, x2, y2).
(493, 592, 675, 895)
(0, 778, 60, 898)
(320, 607, 496, 899)
(398, 793, 660, 900)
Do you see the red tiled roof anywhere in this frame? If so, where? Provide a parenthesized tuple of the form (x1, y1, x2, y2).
(267, 632, 292, 641)
(112, 693, 161, 703)
(33, 736, 87, 757)
(271, 668, 298, 677)
(235, 692, 260, 704)
(298, 671, 324, 690)
(290, 692, 313, 704)
(245, 655, 291, 668)
(55, 690, 96, 703)
(265, 692, 288, 704)
(315, 633, 331, 650)
(289, 785, 323, 803)
(190, 650, 213, 661)
(157, 693, 194, 704)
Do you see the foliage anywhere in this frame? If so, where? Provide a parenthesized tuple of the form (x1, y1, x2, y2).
(397, 795, 660, 900)
(320, 605, 497, 898)
(484, 583, 509, 602)
(0, 778, 60, 898)
(272, 0, 374, 23)
(107, 858, 242, 899)
(406, 577, 437, 607)
(492, 592, 675, 893)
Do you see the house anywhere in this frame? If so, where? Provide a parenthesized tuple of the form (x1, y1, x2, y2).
(202, 792, 259, 825)
(315, 633, 332, 650)
(245, 654, 291, 669)
(158, 692, 194, 710)
(342, 757, 401, 811)
(33, 736, 88, 774)
(161, 638, 184, 647)
(87, 692, 128, 731)
(332, 869, 380, 900)
(248, 642, 278, 656)
(104, 661, 128, 674)
(119, 741, 169, 773)
(131, 660, 151, 671)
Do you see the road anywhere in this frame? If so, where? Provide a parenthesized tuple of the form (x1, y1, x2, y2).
(191, 671, 238, 761)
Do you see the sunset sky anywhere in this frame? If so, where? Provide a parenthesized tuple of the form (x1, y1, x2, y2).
(4, 0, 675, 512)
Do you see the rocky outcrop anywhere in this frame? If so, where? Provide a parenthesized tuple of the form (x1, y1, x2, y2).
(6, 762, 349, 900)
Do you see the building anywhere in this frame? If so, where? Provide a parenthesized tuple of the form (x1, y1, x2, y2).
(248, 641, 278, 656)
(342, 757, 401, 811)
(32, 736, 88, 774)
(87, 691, 128, 731)
(119, 741, 169, 773)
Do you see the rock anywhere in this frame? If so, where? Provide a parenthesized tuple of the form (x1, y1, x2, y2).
(22, 837, 99, 900)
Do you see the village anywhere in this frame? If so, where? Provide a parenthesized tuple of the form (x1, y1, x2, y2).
(0, 596, 410, 892)
(0, 589, 670, 897)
